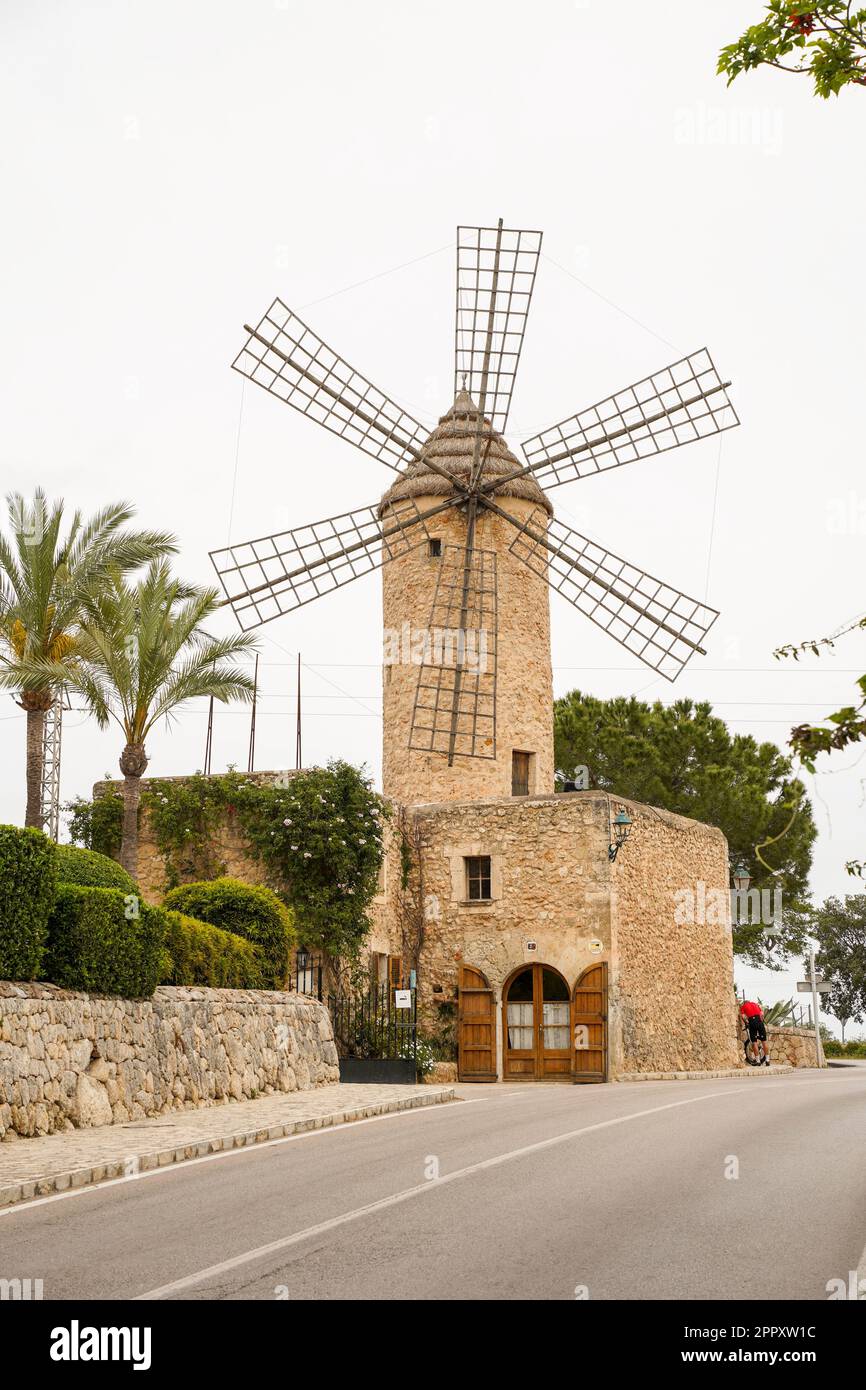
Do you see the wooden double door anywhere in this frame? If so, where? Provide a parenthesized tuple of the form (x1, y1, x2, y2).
(457, 961, 608, 1083)
(503, 963, 573, 1080)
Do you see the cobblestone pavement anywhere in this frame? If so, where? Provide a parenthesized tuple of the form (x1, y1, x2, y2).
(0, 1084, 455, 1209)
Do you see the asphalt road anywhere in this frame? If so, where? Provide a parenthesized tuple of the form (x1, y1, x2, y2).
(3, 1070, 865, 1301)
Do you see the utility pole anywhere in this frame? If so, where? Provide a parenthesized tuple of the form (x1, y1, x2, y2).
(204, 696, 214, 775)
(295, 653, 302, 770)
(796, 949, 830, 1067)
(247, 654, 258, 773)
(808, 947, 825, 1069)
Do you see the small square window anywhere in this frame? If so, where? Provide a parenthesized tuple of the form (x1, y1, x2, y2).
(428, 538, 442, 558)
(465, 855, 492, 901)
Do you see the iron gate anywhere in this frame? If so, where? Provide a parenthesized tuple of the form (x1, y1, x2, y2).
(290, 949, 324, 1000)
(328, 984, 418, 1084)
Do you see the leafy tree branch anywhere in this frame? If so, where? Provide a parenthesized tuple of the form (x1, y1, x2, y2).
(718, 3, 866, 97)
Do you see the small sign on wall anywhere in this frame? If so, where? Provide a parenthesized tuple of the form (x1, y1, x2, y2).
(525, 940, 538, 953)
(588, 938, 603, 955)
(395, 989, 412, 1009)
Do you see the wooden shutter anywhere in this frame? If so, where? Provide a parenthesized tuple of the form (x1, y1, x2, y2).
(388, 955, 403, 989)
(511, 750, 530, 796)
(458, 964, 497, 1081)
(572, 961, 608, 1083)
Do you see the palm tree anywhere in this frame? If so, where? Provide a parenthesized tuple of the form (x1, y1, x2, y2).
(47, 560, 257, 874)
(0, 490, 175, 828)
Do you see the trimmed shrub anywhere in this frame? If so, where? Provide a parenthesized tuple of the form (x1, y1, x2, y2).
(55, 843, 137, 895)
(0, 824, 57, 980)
(824, 1039, 866, 1058)
(46, 885, 164, 998)
(159, 908, 264, 989)
(162, 877, 295, 988)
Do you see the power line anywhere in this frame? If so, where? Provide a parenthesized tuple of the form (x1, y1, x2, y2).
(297, 243, 451, 312)
(541, 251, 680, 353)
(249, 661, 866, 675)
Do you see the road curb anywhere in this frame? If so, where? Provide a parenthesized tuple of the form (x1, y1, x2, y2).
(614, 1065, 795, 1082)
(0, 1086, 456, 1211)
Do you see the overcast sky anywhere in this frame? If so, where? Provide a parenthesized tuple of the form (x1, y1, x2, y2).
(2, 1, 864, 1027)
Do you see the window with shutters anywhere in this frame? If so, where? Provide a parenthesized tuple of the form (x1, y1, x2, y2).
(371, 952, 388, 986)
(464, 855, 492, 901)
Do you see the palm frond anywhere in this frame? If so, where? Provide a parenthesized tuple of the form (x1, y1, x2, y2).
(66, 556, 259, 747)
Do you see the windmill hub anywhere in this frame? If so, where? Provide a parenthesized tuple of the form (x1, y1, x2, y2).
(379, 390, 553, 515)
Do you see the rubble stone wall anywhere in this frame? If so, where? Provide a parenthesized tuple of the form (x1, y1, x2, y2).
(0, 982, 339, 1140)
(765, 1024, 825, 1069)
(611, 800, 740, 1075)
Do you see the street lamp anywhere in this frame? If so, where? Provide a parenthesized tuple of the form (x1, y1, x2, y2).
(608, 807, 633, 862)
(731, 860, 751, 893)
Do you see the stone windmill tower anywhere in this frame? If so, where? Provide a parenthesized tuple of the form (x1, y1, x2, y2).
(211, 220, 738, 810)
(378, 390, 554, 804)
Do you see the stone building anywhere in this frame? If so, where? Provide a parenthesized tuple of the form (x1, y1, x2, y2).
(126, 390, 741, 1081)
(370, 390, 740, 1081)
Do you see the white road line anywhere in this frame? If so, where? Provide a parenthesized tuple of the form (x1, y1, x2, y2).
(0, 1100, 460, 1220)
(133, 1085, 764, 1299)
(4, 1072, 859, 1229)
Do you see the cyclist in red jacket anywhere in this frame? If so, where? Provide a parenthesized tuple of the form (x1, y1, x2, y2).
(739, 999, 770, 1066)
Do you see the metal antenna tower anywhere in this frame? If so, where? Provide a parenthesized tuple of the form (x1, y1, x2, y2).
(39, 692, 65, 841)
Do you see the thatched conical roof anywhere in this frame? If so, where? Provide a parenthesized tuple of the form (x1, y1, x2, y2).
(379, 390, 553, 517)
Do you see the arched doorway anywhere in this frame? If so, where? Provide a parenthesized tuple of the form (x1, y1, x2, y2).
(502, 963, 572, 1081)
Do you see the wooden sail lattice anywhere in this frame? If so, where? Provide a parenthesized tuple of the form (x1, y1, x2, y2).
(233, 299, 428, 472)
(507, 510, 719, 682)
(454, 224, 542, 434)
(211, 498, 431, 630)
(407, 544, 498, 759)
(517, 348, 738, 492)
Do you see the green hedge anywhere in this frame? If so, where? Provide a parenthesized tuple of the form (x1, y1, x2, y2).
(0, 824, 57, 980)
(823, 1039, 866, 1058)
(159, 908, 264, 989)
(55, 843, 137, 895)
(162, 877, 295, 989)
(45, 884, 164, 998)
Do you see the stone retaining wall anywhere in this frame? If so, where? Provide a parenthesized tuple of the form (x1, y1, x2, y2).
(0, 982, 339, 1140)
(764, 1024, 824, 1068)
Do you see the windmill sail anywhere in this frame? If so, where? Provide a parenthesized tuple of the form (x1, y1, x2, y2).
(408, 544, 498, 759)
(214, 218, 737, 766)
(455, 224, 543, 434)
(504, 508, 718, 681)
(234, 299, 429, 472)
(514, 348, 738, 492)
(211, 498, 433, 631)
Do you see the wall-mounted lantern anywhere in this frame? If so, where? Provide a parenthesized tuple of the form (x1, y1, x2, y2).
(731, 860, 751, 893)
(608, 807, 633, 862)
